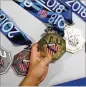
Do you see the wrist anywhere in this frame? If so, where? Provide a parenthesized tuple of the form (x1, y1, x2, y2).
(20, 73, 40, 86)
(27, 74, 40, 86)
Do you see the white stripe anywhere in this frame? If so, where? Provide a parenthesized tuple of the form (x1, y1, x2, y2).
(35, 0, 52, 12)
(23, 59, 30, 63)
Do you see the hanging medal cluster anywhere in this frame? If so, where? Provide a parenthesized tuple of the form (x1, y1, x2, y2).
(0, 0, 85, 76)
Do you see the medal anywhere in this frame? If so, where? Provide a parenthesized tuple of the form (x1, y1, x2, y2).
(64, 25, 85, 53)
(0, 46, 12, 75)
(38, 27, 66, 60)
(12, 47, 31, 76)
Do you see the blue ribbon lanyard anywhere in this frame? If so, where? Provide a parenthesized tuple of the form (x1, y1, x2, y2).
(37, 0, 73, 25)
(59, 0, 86, 22)
(0, 9, 32, 46)
(13, 0, 65, 36)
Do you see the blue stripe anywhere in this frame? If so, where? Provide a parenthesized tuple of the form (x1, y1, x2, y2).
(54, 77, 86, 86)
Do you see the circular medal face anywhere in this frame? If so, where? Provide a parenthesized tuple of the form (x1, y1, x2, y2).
(38, 31, 66, 60)
(0, 46, 11, 75)
(12, 47, 30, 76)
(64, 26, 85, 53)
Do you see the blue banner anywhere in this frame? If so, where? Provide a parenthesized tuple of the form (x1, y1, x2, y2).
(37, 0, 73, 24)
(13, 0, 65, 36)
(54, 77, 86, 86)
(61, 0, 86, 22)
(0, 9, 32, 46)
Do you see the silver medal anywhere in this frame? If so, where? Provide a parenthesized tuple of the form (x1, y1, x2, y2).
(12, 47, 31, 76)
(64, 25, 85, 53)
(0, 46, 12, 75)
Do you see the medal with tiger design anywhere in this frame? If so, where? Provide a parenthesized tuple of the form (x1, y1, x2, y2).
(38, 27, 66, 60)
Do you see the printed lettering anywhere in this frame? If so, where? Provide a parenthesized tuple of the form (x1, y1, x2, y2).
(2, 22, 13, 32)
(66, 0, 75, 7)
(0, 50, 6, 58)
(24, 0, 33, 7)
(49, 36, 54, 43)
(56, 39, 62, 45)
(47, 0, 57, 8)
(0, 14, 6, 21)
(8, 27, 20, 38)
(72, 1, 81, 11)
(39, 0, 45, 4)
(66, 0, 86, 19)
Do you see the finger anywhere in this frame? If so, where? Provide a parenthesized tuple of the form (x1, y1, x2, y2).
(40, 57, 52, 67)
(31, 43, 38, 54)
(31, 43, 38, 57)
(30, 43, 41, 63)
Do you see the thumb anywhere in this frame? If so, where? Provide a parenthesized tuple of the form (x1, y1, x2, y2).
(40, 57, 52, 66)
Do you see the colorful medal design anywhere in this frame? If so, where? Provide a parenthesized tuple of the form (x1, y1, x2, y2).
(38, 27, 66, 60)
(12, 47, 31, 76)
(0, 46, 12, 75)
(64, 25, 85, 53)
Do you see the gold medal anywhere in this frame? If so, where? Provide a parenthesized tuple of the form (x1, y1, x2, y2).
(38, 27, 66, 60)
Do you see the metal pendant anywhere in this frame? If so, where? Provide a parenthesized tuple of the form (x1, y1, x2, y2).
(12, 47, 31, 76)
(64, 25, 85, 53)
(0, 46, 12, 75)
(38, 27, 66, 60)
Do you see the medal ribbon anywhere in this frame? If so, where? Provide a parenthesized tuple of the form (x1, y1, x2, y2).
(0, 9, 32, 46)
(36, 0, 73, 24)
(58, 0, 86, 22)
(13, 0, 65, 36)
